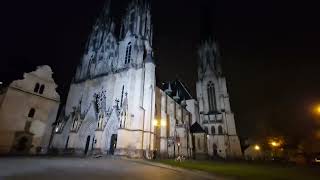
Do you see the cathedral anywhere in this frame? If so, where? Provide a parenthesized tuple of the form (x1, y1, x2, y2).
(51, 0, 242, 159)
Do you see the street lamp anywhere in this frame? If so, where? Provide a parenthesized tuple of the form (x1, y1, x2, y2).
(153, 119, 159, 127)
(254, 145, 260, 151)
(161, 120, 167, 127)
(271, 141, 279, 147)
(315, 105, 320, 114)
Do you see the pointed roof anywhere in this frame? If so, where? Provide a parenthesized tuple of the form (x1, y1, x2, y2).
(190, 122, 206, 133)
(160, 80, 193, 102)
(164, 82, 172, 94)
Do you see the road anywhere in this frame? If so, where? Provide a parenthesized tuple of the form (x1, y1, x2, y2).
(0, 157, 224, 180)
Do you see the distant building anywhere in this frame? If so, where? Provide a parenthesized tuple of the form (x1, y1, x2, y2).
(0, 65, 60, 154)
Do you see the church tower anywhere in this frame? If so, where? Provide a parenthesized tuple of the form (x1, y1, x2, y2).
(115, 0, 156, 158)
(51, 0, 156, 158)
(196, 39, 242, 158)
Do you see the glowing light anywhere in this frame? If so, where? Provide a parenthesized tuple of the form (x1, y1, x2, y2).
(267, 137, 284, 148)
(161, 120, 167, 127)
(254, 145, 260, 151)
(316, 106, 320, 114)
(153, 119, 158, 126)
(271, 141, 279, 147)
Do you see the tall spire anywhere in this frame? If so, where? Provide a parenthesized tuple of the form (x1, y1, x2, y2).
(85, 0, 113, 53)
(165, 82, 172, 95)
(98, 0, 112, 25)
(121, 0, 152, 40)
(197, 39, 222, 79)
(102, 0, 111, 17)
(173, 89, 180, 102)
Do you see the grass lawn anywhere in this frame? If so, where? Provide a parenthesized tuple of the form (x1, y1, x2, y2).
(157, 160, 320, 180)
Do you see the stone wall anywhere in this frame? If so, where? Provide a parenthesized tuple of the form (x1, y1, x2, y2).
(156, 87, 193, 158)
(0, 65, 60, 154)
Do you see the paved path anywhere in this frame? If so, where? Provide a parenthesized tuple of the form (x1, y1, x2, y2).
(0, 157, 228, 180)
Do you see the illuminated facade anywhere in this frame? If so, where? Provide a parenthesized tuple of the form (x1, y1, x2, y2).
(196, 40, 242, 158)
(0, 66, 60, 154)
(51, 0, 242, 159)
(52, 0, 156, 158)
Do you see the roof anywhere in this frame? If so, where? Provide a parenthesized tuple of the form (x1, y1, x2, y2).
(190, 122, 206, 133)
(159, 80, 193, 103)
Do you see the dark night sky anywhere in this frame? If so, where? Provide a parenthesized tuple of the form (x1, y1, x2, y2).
(1, 0, 320, 140)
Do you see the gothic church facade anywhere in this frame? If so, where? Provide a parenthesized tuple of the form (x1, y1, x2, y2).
(51, 0, 242, 159)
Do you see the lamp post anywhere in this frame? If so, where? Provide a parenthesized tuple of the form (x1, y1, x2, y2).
(254, 144, 260, 151)
(269, 140, 281, 159)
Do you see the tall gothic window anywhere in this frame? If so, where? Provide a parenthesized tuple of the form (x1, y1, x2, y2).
(204, 126, 208, 134)
(207, 81, 216, 112)
(34, 83, 40, 93)
(120, 85, 124, 107)
(211, 126, 215, 135)
(218, 125, 223, 135)
(39, 85, 45, 94)
(125, 42, 132, 64)
(28, 108, 35, 118)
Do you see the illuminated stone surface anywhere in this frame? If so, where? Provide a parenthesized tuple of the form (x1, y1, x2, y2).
(0, 65, 60, 154)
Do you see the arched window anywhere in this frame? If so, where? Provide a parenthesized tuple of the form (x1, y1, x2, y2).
(34, 83, 40, 93)
(207, 81, 216, 112)
(204, 126, 208, 134)
(218, 125, 223, 135)
(39, 85, 45, 94)
(120, 85, 124, 107)
(211, 126, 215, 135)
(125, 42, 132, 64)
(28, 108, 35, 118)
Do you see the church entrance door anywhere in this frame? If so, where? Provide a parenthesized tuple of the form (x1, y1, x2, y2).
(213, 144, 218, 156)
(84, 136, 91, 155)
(109, 134, 117, 155)
(11, 132, 33, 154)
